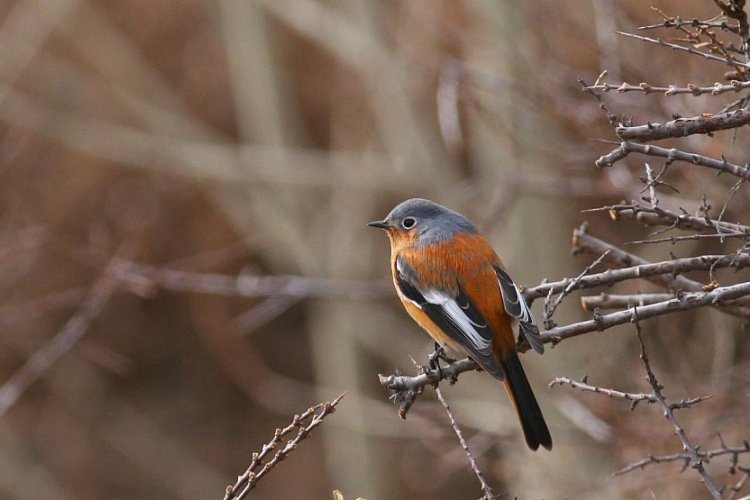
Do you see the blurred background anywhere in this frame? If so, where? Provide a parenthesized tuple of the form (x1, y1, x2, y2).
(1, 0, 748, 498)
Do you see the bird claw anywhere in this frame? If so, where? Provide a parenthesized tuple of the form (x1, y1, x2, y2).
(428, 343, 457, 382)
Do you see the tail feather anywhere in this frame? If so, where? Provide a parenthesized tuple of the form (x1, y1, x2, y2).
(501, 352, 552, 451)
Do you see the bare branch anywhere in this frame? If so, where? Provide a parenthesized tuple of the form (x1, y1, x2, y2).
(616, 30, 750, 68)
(631, 310, 723, 499)
(118, 262, 390, 300)
(581, 292, 674, 310)
(597, 141, 750, 181)
(542, 250, 610, 328)
(550, 376, 710, 411)
(525, 253, 750, 302)
(434, 386, 498, 500)
(550, 376, 657, 410)
(614, 441, 750, 476)
(601, 203, 750, 235)
(638, 18, 740, 33)
(586, 80, 750, 97)
(616, 107, 750, 141)
(714, 0, 750, 61)
(0, 250, 129, 418)
(223, 394, 345, 500)
(541, 280, 750, 344)
(378, 359, 479, 419)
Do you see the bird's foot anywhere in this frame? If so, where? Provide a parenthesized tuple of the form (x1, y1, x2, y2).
(428, 343, 457, 383)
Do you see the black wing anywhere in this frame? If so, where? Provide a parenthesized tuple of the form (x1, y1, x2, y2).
(494, 265, 544, 354)
(395, 257, 502, 378)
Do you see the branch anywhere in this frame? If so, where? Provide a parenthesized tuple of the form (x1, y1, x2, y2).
(434, 387, 498, 500)
(631, 310, 723, 499)
(223, 394, 345, 500)
(616, 107, 750, 141)
(525, 252, 750, 302)
(378, 358, 480, 418)
(581, 292, 674, 310)
(550, 376, 710, 411)
(615, 439, 750, 476)
(616, 30, 750, 68)
(0, 250, 128, 418)
(541, 280, 750, 344)
(596, 203, 750, 238)
(586, 80, 750, 97)
(118, 262, 390, 300)
(550, 376, 658, 410)
(637, 18, 740, 33)
(596, 141, 750, 181)
(542, 250, 610, 328)
(714, 0, 750, 61)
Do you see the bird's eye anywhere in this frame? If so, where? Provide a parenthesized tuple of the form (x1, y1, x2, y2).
(402, 217, 416, 229)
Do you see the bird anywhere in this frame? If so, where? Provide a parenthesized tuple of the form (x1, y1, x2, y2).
(368, 198, 551, 450)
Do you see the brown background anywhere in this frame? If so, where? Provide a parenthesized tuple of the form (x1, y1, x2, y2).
(0, 1, 748, 499)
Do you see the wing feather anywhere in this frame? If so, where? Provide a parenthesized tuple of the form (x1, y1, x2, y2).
(494, 265, 544, 354)
(395, 258, 502, 376)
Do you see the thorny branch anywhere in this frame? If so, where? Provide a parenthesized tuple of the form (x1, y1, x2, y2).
(631, 310, 723, 499)
(541, 280, 750, 344)
(549, 376, 710, 411)
(585, 80, 750, 97)
(614, 439, 750, 477)
(434, 386, 498, 500)
(596, 142, 750, 180)
(378, 359, 479, 418)
(223, 394, 344, 500)
(616, 107, 750, 141)
(616, 30, 750, 69)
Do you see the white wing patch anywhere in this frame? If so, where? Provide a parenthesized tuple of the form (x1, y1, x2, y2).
(422, 289, 492, 352)
(506, 279, 534, 323)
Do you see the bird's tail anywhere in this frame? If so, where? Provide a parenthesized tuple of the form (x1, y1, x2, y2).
(501, 352, 552, 451)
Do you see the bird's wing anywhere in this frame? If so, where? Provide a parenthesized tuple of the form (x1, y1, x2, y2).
(494, 265, 544, 354)
(395, 257, 502, 377)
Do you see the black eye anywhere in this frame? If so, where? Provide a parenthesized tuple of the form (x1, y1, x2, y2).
(402, 217, 416, 229)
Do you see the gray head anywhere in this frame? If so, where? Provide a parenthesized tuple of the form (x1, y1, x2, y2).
(367, 198, 477, 245)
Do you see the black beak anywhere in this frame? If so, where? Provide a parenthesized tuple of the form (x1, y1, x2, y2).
(367, 220, 390, 229)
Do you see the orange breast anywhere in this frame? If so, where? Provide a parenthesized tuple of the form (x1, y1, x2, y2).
(390, 233, 517, 359)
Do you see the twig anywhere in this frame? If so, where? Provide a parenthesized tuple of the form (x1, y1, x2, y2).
(541, 280, 750, 344)
(638, 18, 739, 33)
(614, 439, 750, 477)
(631, 308, 723, 499)
(378, 358, 479, 418)
(714, 0, 750, 61)
(616, 30, 750, 68)
(549, 376, 710, 411)
(542, 250, 610, 328)
(599, 203, 750, 235)
(434, 386, 498, 500)
(567, 224, 750, 317)
(524, 253, 750, 302)
(616, 107, 750, 141)
(223, 394, 345, 500)
(550, 376, 657, 410)
(117, 262, 390, 300)
(0, 250, 129, 418)
(628, 232, 750, 245)
(586, 80, 750, 97)
(581, 292, 675, 310)
(643, 163, 658, 208)
(597, 141, 750, 182)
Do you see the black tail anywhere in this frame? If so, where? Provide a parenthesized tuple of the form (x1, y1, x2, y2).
(501, 352, 552, 451)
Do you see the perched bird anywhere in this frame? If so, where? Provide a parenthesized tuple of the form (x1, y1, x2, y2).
(368, 198, 551, 450)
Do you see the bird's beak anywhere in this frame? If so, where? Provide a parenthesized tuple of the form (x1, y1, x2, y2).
(367, 219, 390, 229)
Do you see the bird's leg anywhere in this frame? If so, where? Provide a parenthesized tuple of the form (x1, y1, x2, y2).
(428, 342, 444, 379)
(429, 342, 456, 365)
